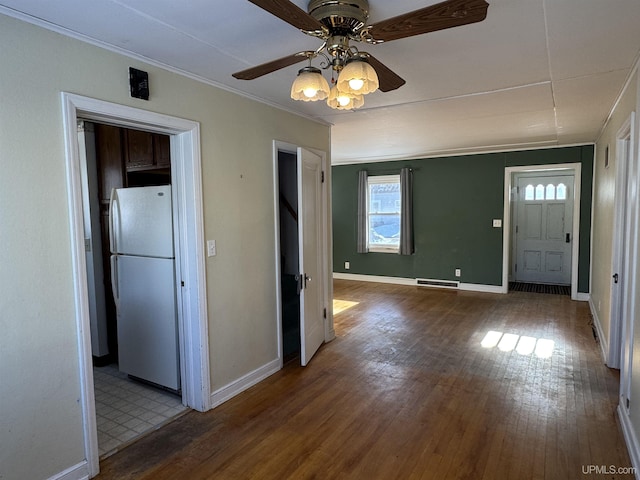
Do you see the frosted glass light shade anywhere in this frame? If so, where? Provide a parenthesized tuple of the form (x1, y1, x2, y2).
(327, 85, 364, 110)
(337, 59, 379, 95)
(291, 67, 330, 102)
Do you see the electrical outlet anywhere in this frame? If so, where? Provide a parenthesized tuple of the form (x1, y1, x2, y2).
(455, 268, 461, 277)
(207, 240, 216, 257)
(493, 219, 502, 228)
(345, 261, 350, 270)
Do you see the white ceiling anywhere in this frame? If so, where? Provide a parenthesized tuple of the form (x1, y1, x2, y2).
(2, 0, 640, 163)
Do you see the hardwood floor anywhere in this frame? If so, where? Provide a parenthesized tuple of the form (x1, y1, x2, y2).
(97, 280, 633, 479)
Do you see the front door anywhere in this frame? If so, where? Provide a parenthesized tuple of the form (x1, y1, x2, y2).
(515, 174, 574, 285)
(298, 147, 325, 366)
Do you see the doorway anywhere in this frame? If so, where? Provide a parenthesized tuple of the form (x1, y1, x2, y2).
(278, 151, 301, 361)
(512, 172, 574, 285)
(78, 120, 187, 458)
(273, 142, 329, 368)
(502, 163, 582, 300)
(611, 113, 636, 398)
(62, 93, 209, 478)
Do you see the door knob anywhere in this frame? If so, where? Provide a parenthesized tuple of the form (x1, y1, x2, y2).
(613, 273, 619, 284)
(566, 233, 571, 243)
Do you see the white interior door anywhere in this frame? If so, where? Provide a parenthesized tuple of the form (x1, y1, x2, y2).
(297, 147, 325, 366)
(515, 174, 574, 284)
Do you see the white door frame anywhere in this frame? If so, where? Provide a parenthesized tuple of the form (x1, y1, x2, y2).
(502, 163, 582, 300)
(272, 141, 332, 365)
(613, 113, 636, 389)
(61, 93, 210, 477)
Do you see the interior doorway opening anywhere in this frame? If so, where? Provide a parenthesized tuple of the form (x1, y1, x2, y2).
(502, 163, 582, 300)
(62, 93, 209, 478)
(273, 141, 331, 369)
(78, 120, 186, 459)
(278, 151, 302, 362)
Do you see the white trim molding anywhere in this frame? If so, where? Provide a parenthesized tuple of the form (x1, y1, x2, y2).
(618, 406, 640, 479)
(589, 297, 608, 363)
(333, 272, 416, 286)
(503, 163, 584, 301)
(61, 93, 210, 478)
(333, 272, 504, 294)
(210, 359, 281, 408)
(47, 461, 89, 480)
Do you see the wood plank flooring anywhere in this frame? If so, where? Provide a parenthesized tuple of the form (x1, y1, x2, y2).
(96, 280, 634, 479)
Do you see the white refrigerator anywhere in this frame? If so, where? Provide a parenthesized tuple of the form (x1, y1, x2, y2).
(109, 185, 180, 391)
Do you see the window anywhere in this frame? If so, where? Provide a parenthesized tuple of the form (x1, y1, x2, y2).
(525, 184, 534, 200)
(556, 183, 567, 200)
(367, 174, 401, 252)
(523, 182, 568, 201)
(545, 183, 555, 199)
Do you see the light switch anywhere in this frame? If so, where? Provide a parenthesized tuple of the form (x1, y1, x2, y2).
(207, 240, 216, 257)
(493, 219, 502, 228)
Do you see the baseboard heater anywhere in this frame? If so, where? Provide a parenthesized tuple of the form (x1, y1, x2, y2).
(416, 278, 459, 289)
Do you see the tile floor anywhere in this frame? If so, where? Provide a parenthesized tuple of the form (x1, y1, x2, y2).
(94, 364, 187, 457)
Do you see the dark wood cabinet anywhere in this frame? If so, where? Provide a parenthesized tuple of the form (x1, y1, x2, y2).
(154, 133, 171, 168)
(123, 129, 171, 172)
(124, 129, 154, 170)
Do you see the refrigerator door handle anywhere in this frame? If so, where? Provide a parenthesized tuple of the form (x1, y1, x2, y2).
(109, 188, 118, 254)
(110, 255, 120, 308)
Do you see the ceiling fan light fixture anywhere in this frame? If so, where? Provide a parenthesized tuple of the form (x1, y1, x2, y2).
(337, 58, 379, 95)
(327, 85, 364, 110)
(291, 66, 330, 101)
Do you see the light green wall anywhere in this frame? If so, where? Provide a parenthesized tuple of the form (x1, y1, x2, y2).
(591, 68, 640, 465)
(591, 70, 637, 351)
(0, 14, 330, 480)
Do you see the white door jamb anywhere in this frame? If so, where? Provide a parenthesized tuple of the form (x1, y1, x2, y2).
(61, 93, 210, 478)
(502, 163, 582, 300)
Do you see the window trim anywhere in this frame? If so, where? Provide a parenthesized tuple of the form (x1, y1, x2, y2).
(367, 174, 401, 253)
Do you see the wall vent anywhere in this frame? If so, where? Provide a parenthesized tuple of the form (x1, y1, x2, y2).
(416, 278, 459, 289)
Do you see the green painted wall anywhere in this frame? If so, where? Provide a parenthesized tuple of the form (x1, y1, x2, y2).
(332, 145, 593, 292)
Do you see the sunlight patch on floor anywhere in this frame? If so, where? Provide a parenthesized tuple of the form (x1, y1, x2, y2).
(333, 299, 359, 315)
(481, 330, 555, 358)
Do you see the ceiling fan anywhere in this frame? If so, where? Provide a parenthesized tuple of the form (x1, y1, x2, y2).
(233, 0, 489, 110)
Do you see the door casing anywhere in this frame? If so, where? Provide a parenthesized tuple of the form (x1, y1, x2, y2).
(502, 162, 582, 300)
(272, 141, 333, 367)
(61, 93, 210, 477)
(612, 113, 635, 387)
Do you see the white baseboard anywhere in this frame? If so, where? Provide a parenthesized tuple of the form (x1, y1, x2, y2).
(618, 405, 640, 479)
(210, 358, 281, 409)
(459, 283, 504, 294)
(333, 272, 416, 285)
(589, 297, 608, 363)
(575, 292, 590, 302)
(47, 461, 89, 480)
(333, 272, 505, 294)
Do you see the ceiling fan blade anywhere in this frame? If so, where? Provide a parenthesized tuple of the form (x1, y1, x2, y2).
(368, 0, 489, 43)
(233, 52, 312, 80)
(364, 54, 406, 92)
(248, 0, 325, 32)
